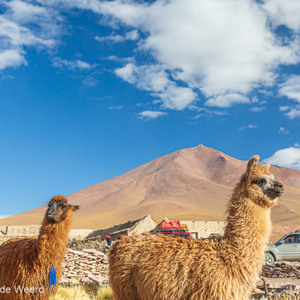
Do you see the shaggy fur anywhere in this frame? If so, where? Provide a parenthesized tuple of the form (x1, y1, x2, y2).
(109, 156, 284, 300)
(0, 195, 79, 300)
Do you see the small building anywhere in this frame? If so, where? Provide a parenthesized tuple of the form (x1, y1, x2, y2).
(154, 218, 226, 239)
(86, 215, 157, 240)
(180, 220, 226, 239)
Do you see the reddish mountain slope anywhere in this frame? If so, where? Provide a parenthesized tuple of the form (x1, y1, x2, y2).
(1, 145, 300, 230)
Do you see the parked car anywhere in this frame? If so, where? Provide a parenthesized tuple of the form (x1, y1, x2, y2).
(264, 230, 300, 265)
(152, 220, 193, 239)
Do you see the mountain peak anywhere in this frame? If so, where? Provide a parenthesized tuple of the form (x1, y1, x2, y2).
(0, 145, 299, 230)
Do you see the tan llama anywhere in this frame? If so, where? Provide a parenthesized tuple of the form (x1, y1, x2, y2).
(109, 155, 284, 300)
(0, 195, 79, 300)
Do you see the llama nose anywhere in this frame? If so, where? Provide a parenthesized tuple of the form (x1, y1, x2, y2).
(48, 205, 56, 215)
(48, 209, 55, 216)
(275, 181, 284, 189)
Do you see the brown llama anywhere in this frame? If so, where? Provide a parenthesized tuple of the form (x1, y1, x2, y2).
(0, 195, 79, 300)
(109, 155, 284, 300)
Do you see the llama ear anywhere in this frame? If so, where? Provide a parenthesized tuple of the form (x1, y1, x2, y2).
(262, 163, 270, 170)
(70, 205, 80, 211)
(245, 155, 260, 179)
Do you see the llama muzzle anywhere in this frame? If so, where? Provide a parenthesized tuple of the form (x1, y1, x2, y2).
(267, 180, 284, 199)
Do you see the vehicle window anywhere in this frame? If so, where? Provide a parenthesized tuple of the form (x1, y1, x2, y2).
(284, 235, 297, 243)
(295, 234, 300, 243)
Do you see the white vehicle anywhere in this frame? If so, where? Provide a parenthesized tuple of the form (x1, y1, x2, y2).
(264, 230, 300, 265)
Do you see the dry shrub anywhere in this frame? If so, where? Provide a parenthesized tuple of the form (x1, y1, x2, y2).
(50, 285, 90, 300)
(50, 284, 113, 300)
(272, 292, 300, 300)
(96, 286, 114, 300)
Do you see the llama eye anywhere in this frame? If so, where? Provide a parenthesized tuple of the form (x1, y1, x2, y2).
(252, 178, 267, 186)
(61, 204, 66, 210)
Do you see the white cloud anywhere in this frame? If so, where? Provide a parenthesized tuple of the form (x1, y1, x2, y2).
(82, 76, 98, 87)
(0, 1, 59, 72)
(137, 110, 167, 120)
(279, 106, 290, 111)
(1, 74, 14, 80)
(279, 75, 300, 103)
(0, 49, 26, 70)
(262, 0, 300, 31)
(279, 127, 290, 134)
(250, 106, 266, 112)
(96, 0, 298, 102)
(191, 106, 226, 115)
(115, 63, 197, 110)
(37, 0, 300, 110)
(105, 55, 133, 63)
(205, 93, 250, 108)
(0, 15, 54, 48)
(238, 123, 257, 130)
(52, 57, 94, 70)
(280, 104, 300, 119)
(192, 107, 227, 119)
(248, 124, 257, 129)
(95, 35, 123, 43)
(6, 1, 49, 23)
(155, 85, 197, 110)
(1, 0, 300, 113)
(115, 63, 136, 84)
(95, 30, 139, 43)
(284, 105, 300, 119)
(108, 105, 123, 110)
(264, 147, 300, 170)
(278, 76, 300, 118)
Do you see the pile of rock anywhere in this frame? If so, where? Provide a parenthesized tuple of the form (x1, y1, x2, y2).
(60, 248, 109, 285)
(252, 279, 300, 299)
(262, 262, 300, 278)
(257, 281, 300, 291)
(67, 238, 107, 252)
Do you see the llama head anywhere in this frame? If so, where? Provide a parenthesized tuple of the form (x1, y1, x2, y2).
(244, 155, 284, 208)
(47, 195, 80, 223)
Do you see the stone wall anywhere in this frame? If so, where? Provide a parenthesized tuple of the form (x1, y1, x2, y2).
(0, 225, 41, 245)
(61, 248, 109, 285)
(0, 225, 41, 237)
(0, 225, 93, 245)
(262, 262, 300, 278)
(60, 250, 300, 295)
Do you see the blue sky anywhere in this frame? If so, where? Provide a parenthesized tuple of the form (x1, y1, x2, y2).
(0, 0, 300, 217)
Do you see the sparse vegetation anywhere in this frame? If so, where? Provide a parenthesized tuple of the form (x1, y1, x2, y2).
(50, 284, 300, 299)
(50, 284, 113, 300)
(270, 292, 300, 300)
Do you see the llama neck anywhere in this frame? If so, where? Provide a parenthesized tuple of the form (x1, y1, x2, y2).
(223, 188, 271, 268)
(37, 214, 72, 262)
